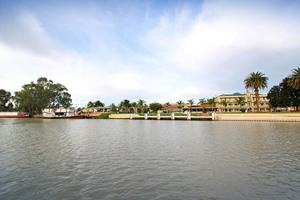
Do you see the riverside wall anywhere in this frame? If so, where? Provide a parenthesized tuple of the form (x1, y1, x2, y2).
(109, 113, 300, 122)
(216, 113, 300, 122)
(109, 114, 138, 119)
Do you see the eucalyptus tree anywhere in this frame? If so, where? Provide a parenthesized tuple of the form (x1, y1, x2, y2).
(244, 72, 268, 112)
(14, 77, 72, 114)
(288, 67, 300, 89)
(87, 101, 94, 108)
(149, 102, 162, 113)
(94, 100, 105, 107)
(0, 89, 11, 111)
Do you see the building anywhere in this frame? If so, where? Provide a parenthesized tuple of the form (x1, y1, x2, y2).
(182, 104, 217, 113)
(215, 92, 270, 112)
(161, 106, 182, 113)
(81, 106, 112, 116)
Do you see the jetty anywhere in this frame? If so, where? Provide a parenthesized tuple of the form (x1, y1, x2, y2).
(130, 113, 215, 121)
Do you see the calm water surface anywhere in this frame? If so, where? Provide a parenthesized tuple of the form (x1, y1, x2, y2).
(0, 118, 299, 199)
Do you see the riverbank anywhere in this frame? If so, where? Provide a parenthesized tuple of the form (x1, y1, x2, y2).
(109, 113, 300, 122)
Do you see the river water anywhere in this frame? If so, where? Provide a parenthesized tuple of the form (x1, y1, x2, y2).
(0, 118, 299, 200)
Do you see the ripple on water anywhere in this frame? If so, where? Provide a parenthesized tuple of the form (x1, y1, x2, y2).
(0, 119, 299, 199)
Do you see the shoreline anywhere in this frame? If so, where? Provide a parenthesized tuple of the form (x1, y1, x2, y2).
(108, 113, 300, 122)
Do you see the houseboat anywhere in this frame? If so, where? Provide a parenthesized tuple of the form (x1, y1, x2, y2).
(35, 107, 83, 119)
(0, 112, 29, 118)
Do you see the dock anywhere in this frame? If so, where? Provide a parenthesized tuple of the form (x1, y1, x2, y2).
(131, 113, 215, 121)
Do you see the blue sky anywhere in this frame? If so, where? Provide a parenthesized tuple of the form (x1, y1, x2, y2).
(1, 0, 300, 107)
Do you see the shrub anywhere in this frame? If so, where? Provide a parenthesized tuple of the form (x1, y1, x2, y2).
(240, 108, 246, 113)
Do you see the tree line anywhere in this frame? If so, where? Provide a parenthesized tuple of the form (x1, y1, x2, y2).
(1, 68, 299, 114)
(267, 68, 300, 110)
(243, 68, 299, 111)
(0, 77, 72, 115)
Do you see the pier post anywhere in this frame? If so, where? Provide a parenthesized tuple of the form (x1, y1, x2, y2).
(157, 113, 160, 120)
(171, 113, 175, 120)
(145, 113, 148, 120)
(187, 113, 191, 120)
(212, 112, 216, 120)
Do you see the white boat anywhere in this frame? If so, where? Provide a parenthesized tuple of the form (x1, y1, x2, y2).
(35, 108, 83, 119)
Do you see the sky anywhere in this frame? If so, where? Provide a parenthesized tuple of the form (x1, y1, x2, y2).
(0, 0, 300, 107)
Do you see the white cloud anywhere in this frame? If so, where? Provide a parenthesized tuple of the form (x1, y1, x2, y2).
(1, 0, 300, 107)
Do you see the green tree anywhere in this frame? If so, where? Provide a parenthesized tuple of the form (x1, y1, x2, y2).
(76, 107, 83, 113)
(120, 99, 131, 113)
(137, 99, 146, 113)
(288, 67, 300, 89)
(94, 100, 105, 107)
(149, 102, 162, 113)
(267, 77, 300, 111)
(244, 72, 268, 112)
(87, 101, 94, 108)
(198, 98, 206, 105)
(131, 102, 137, 113)
(165, 102, 171, 106)
(279, 78, 300, 110)
(0, 89, 11, 111)
(207, 97, 216, 112)
(221, 99, 228, 112)
(187, 99, 194, 113)
(110, 103, 117, 112)
(14, 77, 72, 114)
(236, 97, 245, 111)
(176, 100, 184, 108)
(267, 86, 281, 109)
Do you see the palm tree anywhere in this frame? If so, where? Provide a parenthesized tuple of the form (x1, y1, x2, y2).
(187, 99, 194, 113)
(244, 72, 268, 112)
(236, 97, 245, 111)
(131, 102, 137, 113)
(165, 102, 171, 106)
(221, 99, 228, 112)
(207, 97, 216, 112)
(198, 98, 206, 105)
(119, 99, 131, 113)
(288, 67, 300, 89)
(137, 99, 145, 113)
(176, 100, 184, 113)
(176, 100, 184, 108)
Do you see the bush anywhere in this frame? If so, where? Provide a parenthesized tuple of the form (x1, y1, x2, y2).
(96, 113, 110, 119)
(240, 108, 246, 113)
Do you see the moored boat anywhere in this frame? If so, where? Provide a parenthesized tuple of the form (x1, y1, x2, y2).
(0, 112, 30, 118)
(35, 107, 83, 119)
